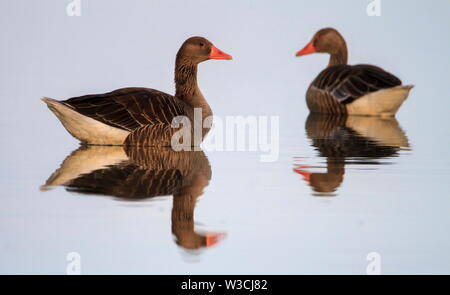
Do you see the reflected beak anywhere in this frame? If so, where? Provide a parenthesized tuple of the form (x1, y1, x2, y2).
(205, 232, 226, 247)
(296, 41, 316, 57)
(293, 166, 312, 183)
(209, 46, 233, 60)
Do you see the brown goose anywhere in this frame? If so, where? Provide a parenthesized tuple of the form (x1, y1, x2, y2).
(42, 37, 232, 146)
(296, 28, 413, 116)
(41, 146, 225, 250)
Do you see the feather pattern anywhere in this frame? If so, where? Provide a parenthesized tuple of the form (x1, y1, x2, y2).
(310, 64, 402, 105)
(62, 87, 185, 132)
(124, 123, 181, 147)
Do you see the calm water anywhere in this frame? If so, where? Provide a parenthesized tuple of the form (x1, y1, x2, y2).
(1, 0, 450, 274)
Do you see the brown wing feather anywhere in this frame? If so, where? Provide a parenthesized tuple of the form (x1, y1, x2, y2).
(124, 123, 181, 147)
(310, 64, 402, 104)
(62, 87, 185, 131)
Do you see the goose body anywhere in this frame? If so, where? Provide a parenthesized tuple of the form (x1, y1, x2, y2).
(297, 28, 413, 116)
(42, 87, 186, 145)
(42, 37, 231, 146)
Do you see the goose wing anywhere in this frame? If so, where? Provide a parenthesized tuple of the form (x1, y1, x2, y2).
(310, 64, 402, 104)
(62, 87, 185, 131)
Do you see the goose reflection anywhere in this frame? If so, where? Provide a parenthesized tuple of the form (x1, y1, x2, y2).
(41, 146, 225, 250)
(294, 114, 410, 196)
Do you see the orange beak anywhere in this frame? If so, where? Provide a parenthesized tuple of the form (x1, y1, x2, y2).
(209, 46, 232, 60)
(293, 165, 312, 183)
(205, 232, 226, 247)
(296, 41, 316, 57)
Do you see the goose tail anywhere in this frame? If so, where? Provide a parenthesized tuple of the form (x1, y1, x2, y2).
(41, 96, 129, 145)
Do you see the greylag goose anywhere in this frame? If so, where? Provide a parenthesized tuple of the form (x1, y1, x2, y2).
(294, 114, 409, 195)
(42, 37, 232, 146)
(296, 28, 413, 116)
(42, 146, 225, 249)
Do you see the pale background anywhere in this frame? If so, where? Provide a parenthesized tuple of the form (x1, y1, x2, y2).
(0, 0, 449, 274)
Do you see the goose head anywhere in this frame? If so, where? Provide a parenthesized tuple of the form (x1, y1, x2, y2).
(296, 27, 347, 57)
(177, 36, 232, 65)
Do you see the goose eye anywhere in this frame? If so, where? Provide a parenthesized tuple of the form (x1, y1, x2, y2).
(199, 43, 204, 47)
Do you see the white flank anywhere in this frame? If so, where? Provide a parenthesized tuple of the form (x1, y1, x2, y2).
(42, 97, 130, 144)
(346, 85, 414, 116)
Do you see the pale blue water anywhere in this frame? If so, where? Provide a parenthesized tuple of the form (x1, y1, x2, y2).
(0, 0, 449, 274)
